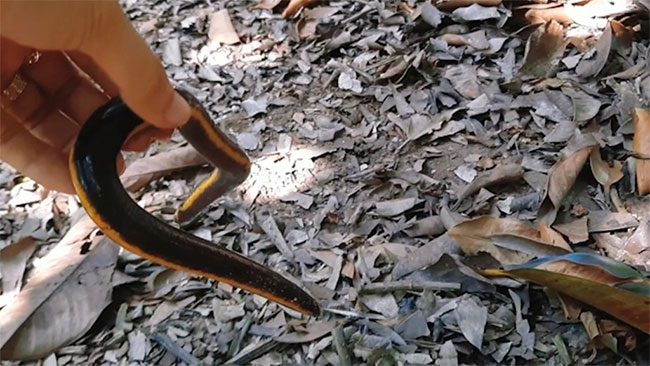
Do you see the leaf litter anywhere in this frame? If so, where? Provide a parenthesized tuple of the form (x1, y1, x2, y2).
(0, 0, 649, 364)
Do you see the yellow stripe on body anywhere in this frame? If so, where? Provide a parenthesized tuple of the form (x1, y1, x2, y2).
(69, 146, 311, 315)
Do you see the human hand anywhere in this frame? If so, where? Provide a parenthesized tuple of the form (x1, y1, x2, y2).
(0, 1, 190, 193)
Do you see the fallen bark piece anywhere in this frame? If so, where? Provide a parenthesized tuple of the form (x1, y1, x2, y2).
(633, 108, 650, 195)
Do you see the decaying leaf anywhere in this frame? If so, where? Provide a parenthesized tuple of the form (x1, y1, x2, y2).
(449, 216, 572, 265)
(374, 197, 421, 217)
(451, 3, 501, 21)
(0, 236, 119, 360)
(587, 210, 639, 233)
(0, 237, 37, 304)
(518, 21, 567, 78)
(553, 217, 589, 244)
(484, 253, 650, 334)
(120, 146, 207, 192)
(436, 0, 502, 11)
(453, 163, 524, 209)
(455, 296, 487, 350)
(576, 22, 613, 78)
(392, 233, 460, 279)
(589, 147, 623, 194)
(435, 340, 458, 366)
(537, 146, 594, 225)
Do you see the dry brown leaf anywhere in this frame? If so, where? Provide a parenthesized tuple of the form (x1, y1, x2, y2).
(537, 146, 594, 225)
(576, 22, 613, 78)
(448, 216, 572, 265)
(120, 145, 207, 192)
(519, 20, 567, 78)
(439, 33, 470, 47)
(208, 9, 241, 44)
(538, 223, 572, 248)
(0, 235, 118, 360)
(0, 237, 37, 303)
(589, 147, 623, 194)
(453, 163, 524, 210)
(553, 217, 589, 243)
(620, 220, 650, 266)
(296, 17, 318, 39)
(633, 108, 650, 195)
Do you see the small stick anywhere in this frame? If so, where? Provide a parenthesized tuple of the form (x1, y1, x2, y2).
(360, 280, 461, 294)
(150, 332, 200, 366)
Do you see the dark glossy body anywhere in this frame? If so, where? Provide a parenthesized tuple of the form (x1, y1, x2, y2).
(70, 92, 319, 316)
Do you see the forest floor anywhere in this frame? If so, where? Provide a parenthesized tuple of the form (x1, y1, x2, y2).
(1, 0, 649, 365)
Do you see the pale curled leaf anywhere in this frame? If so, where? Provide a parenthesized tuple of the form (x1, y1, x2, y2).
(374, 197, 421, 217)
(455, 296, 487, 350)
(0, 237, 37, 301)
(208, 9, 240, 44)
(1, 236, 118, 360)
(361, 294, 399, 318)
(120, 146, 207, 192)
(392, 233, 460, 279)
(451, 3, 500, 21)
(436, 340, 458, 366)
(0, 215, 97, 350)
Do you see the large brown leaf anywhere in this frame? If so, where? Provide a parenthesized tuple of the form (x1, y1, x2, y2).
(484, 253, 650, 333)
(518, 20, 568, 78)
(448, 216, 572, 265)
(589, 147, 623, 194)
(537, 146, 593, 225)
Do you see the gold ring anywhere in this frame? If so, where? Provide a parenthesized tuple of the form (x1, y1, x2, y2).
(27, 51, 41, 65)
(1, 73, 27, 103)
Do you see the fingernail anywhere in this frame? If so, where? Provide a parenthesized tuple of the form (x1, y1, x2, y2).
(165, 92, 191, 127)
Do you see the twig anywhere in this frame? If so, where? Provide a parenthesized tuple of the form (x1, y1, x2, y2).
(359, 280, 460, 294)
(150, 332, 200, 366)
(225, 339, 285, 365)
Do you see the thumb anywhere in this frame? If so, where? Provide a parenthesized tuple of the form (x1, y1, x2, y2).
(79, 2, 191, 129)
(0, 1, 190, 129)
